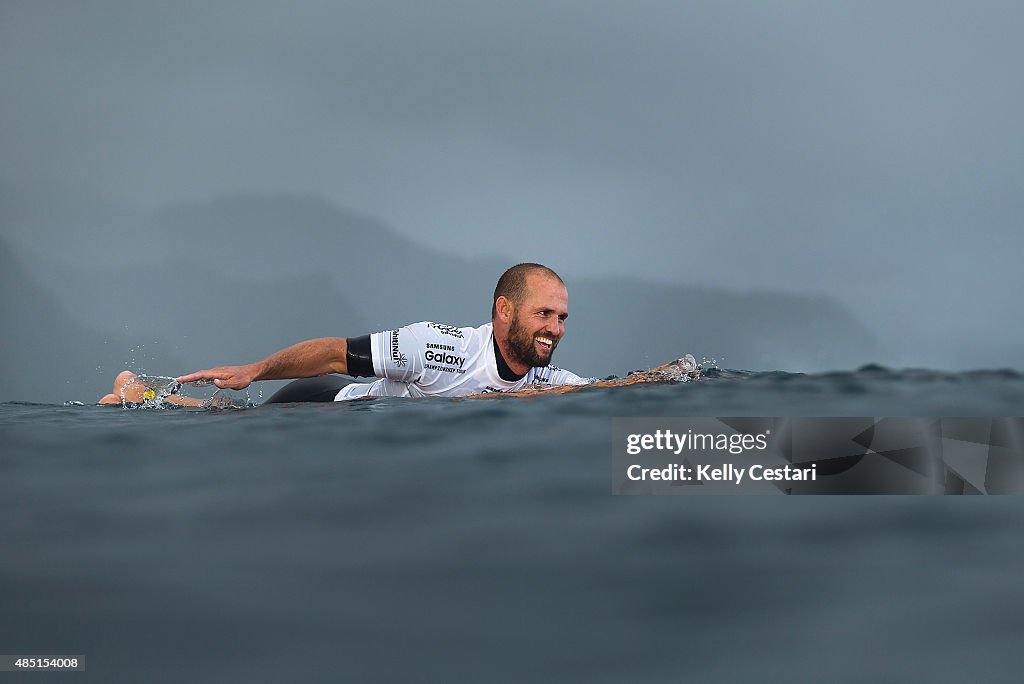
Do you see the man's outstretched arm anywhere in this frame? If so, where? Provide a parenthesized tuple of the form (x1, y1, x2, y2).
(176, 337, 349, 390)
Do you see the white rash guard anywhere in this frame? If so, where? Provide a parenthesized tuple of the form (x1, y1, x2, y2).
(335, 322, 596, 400)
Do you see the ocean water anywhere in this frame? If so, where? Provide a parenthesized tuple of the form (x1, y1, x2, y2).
(2, 367, 1024, 683)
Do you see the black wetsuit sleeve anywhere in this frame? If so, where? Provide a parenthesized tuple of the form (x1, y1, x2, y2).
(345, 335, 375, 377)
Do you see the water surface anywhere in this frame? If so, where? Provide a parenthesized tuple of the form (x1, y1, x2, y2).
(2, 367, 1023, 682)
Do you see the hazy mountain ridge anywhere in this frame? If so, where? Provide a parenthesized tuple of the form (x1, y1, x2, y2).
(569, 279, 879, 373)
(151, 192, 508, 328)
(146, 193, 880, 372)
(23, 255, 373, 388)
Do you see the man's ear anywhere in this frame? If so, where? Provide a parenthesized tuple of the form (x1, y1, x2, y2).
(496, 296, 514, 322)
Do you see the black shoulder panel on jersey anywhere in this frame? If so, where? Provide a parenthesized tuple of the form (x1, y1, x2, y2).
(346, 335, 375, 377)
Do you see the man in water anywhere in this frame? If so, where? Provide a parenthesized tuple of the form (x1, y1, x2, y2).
(100, 263, 697, 405)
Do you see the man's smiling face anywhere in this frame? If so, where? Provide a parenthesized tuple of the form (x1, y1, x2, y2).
(505, 273, 569, 369)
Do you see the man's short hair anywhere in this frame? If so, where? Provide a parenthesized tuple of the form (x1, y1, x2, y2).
(492, 263, 565, 319)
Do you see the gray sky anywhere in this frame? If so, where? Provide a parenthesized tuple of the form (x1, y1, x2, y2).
(3, 0, 1022, 367)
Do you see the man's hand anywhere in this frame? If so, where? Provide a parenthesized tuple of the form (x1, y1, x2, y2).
(176, 363, 261, 390)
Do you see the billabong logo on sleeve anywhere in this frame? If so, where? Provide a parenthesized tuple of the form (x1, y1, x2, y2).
(389, 330, 407, 367)
(427, 323, 464, 338)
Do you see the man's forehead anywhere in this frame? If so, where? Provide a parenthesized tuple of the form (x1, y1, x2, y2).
(523, 273, 568, 304)
(525, 272, 565, 289)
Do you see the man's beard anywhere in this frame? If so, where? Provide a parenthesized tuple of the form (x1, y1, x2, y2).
(507, 313, 557, 369)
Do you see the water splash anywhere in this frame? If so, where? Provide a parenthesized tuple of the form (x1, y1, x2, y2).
(200, 388, 253, 410)
(119, 374, 181, 409)
(627, 354, 706, 383)
(657, 354, 703, 382)
(701, 356, 721, 371)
